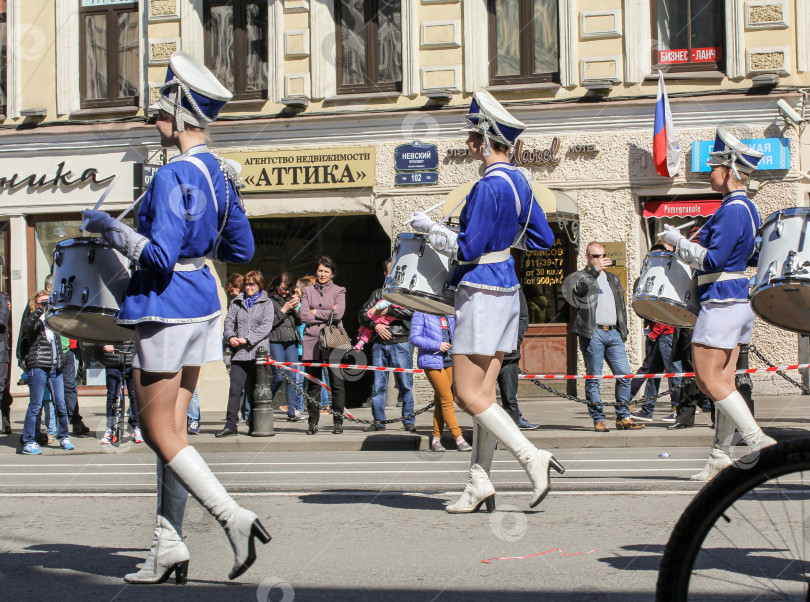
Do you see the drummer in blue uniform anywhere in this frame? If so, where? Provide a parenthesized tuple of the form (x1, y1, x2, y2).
(409, 90, 565, 513)
(660, 127, 776, 481)
(82, 52, 270, 584)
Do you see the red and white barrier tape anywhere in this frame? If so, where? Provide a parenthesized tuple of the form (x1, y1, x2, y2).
(259, 359, 810, 381)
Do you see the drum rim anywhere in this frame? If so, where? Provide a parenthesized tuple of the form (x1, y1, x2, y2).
(383, 287, 455, 307)
(631, 297, 698, 327)
(631, 295, 699, 314)
(762, 206, 810, 226)
(45, 306, 121, 319)
(750, 277, 810, 297)
(395, 233, 427, 241)
(54, 236, 113, 247)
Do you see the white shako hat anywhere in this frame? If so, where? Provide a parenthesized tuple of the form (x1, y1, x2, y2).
(462, 90, 526, 157)
(706, 127, 765, 179)
(158, 52, 233, 131)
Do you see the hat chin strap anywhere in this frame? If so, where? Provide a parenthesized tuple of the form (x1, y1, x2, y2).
(160, 78, 214, 132)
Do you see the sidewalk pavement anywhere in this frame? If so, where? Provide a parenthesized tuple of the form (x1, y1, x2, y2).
(2, 394, 809, 456)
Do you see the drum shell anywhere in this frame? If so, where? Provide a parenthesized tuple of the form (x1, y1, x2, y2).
(750, 207, 810, 333)
(632, 252, 699, 327)
(383, 233, 456, 315)
(45, 237, 133, 343)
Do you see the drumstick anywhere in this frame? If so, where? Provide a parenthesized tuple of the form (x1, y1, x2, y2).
(116, 190, 148, 221)
(673, 220, 695, 231)
(80, 175, 119, 232)
(402, 200, 446, 226)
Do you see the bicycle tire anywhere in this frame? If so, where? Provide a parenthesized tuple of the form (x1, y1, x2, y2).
(656, 438, 810, 601)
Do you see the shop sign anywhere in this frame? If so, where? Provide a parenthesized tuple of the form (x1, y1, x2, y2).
(602, 241, 627, 293)
(643, 199, 721, 218)
(447, 138, 585, 165)
(691, 138, 790, 173)
(522, 238, 567, 286)
(395, 141, 438, 171)
(0, 161, 115, 193)
(659, 47, 721, 64)
(222, 147, 375, 192)
(395, 171, 438, 186)
(134, 163, 160, 190)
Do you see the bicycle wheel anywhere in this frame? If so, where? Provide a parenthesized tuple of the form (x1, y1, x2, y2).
(657, 438, 810, 601)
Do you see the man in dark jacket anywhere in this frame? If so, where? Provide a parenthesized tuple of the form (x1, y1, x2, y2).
(496, 288, 538, 429)
(361, 259, 416, 432)
(96, 341, 142, 444)
(566, 242, 644, 432)
(0, 290, 12, 434)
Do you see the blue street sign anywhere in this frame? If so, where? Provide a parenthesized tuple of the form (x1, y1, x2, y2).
(395, 171, 439, 186)
(691, 138, 790, 173)
(395, 141, 439, 171)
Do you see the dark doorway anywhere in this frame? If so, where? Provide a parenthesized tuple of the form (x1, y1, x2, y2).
(233, 214, 391, 407)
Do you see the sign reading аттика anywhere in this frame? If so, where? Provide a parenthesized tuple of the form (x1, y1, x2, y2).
(222, 147, 375, 192)
(691, 138, 790, 173)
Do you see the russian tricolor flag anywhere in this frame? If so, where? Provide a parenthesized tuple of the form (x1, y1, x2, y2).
(653, 70, 680, 178)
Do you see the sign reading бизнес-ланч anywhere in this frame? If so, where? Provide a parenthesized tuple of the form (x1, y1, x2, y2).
(222, 147, 376, 193)
(691, 138, 790, 173)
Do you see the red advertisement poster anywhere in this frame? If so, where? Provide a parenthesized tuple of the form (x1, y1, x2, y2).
(659, 49, 689, 64)
(691, 47, 721, 62)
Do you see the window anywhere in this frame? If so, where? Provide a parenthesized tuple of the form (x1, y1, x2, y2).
(488, 0, 559, 85)
(335, 0, 402, 94)
(79, 0, 139, 109)
(204, 0, 268, 100)
(653, 0, 724, 72)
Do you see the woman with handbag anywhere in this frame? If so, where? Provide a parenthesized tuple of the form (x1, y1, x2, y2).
(267, 272, 305, 422)
(300, 256, 347, 435)
(218, 270, 274, 438)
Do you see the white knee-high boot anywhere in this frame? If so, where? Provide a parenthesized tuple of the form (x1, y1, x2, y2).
(690, 410, 735, 482)
(715, 390, 776, 452)
(168, 446, 271, 580)
(125, 460, 190, 584)
(473, 404, 564, 508)
(446, 420, 498, 513)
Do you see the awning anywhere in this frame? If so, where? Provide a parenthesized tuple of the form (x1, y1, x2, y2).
(643, 199, 721, 218)
(442, 181, 579, 220)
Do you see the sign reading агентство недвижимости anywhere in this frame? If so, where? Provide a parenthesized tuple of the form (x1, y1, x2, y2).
(221, 147, 376, 193)
(691, 138, 790, 173)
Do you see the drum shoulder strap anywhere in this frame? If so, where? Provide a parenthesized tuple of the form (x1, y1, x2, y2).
(178, 156, 218, 214)
(488, 169, 534, 248)
(725, 198, 758, 258)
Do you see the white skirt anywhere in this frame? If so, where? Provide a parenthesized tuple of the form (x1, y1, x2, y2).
(452, 285, 520, 356)
(133, 316, 223, 373)
(692, 302, 755, 349)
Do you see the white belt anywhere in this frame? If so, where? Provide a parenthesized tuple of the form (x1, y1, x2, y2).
(697, 271, 746, 286)
(173, 257, 206, 272)
(458, 248, 512, 266)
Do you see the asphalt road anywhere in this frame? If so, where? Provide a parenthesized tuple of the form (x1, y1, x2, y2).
(0, 447, 782, 600)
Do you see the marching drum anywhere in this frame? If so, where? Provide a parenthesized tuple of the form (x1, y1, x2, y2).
(45, 237, 133, 342)
(383, 233, 456, 315)
(632, 251, 699, 327)
(750, 207, 810, 333)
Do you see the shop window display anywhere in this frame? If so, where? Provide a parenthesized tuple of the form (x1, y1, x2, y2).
(520, 232, 570, 325)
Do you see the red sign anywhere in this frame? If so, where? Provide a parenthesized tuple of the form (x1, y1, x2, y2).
(659, 49, 689, 64)
(691, 47, 721, 63)
(643, 199, 721, 218)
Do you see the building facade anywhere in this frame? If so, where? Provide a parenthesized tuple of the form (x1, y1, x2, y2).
(0, 0, 808, 405)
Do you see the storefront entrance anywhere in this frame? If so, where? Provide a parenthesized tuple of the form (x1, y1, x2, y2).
(233, 214, 392, 407)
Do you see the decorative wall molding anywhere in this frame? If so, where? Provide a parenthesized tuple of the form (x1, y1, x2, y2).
(580, 55, 622, 83)
(55, 0, 80, 116)
(283, 0, 310, 12)
(623, 0, 651, 83)
(149, 38, 180, 64)
(268, 0, 285, 102)
(725, 0, 746, 79)
(402, 0, 420, 96)
(285, 73, 311, 97)
(744, 0, 788, 29)
(422, 0, 459, 4)
(420, 65, 462, 91)
(179, 0, 204, 61)
(798, 0, 810, 72)
(309, 0, 336, 99)
(579, 10, 622, 39)
(462, 0, 488, 91)
(746, 46, 792, 74)
(148, 0, 180, 21)
(421, 19, 461, 48)
(285, 29, 310, 57)
(139, 3, 148, 109)
(559, 0, 578, 87)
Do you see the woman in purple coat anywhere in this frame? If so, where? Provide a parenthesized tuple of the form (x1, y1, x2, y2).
(300, 256, 346, 435)
(410, 312, 471, 452)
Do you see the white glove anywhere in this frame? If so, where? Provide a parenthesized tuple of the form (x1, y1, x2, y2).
(81, 209, 148, 262)
(428, 224, 458, 256)
(658, 224, 685, 247)
(674, 237, 707, 270)
(408, 211, 435, 234)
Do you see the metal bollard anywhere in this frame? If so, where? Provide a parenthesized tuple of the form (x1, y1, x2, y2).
(251, 347, 275, 437)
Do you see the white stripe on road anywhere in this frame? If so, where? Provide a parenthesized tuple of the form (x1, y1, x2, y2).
(0, 490, 701, 498)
